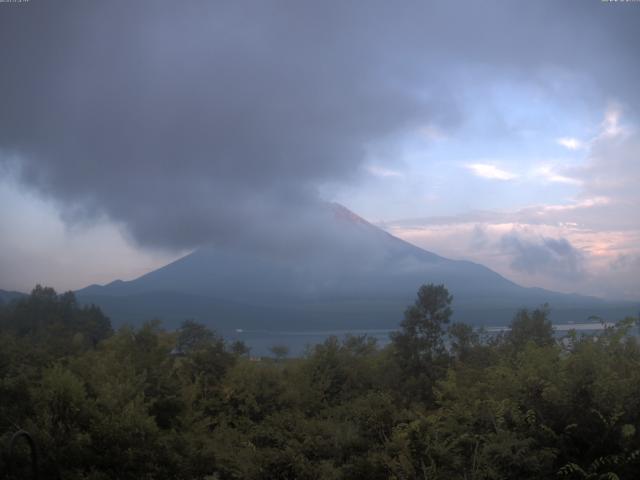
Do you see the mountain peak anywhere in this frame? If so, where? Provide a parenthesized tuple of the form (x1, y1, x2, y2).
(329, 202, 372, 227)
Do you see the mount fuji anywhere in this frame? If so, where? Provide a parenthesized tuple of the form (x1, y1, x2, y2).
(76, 204, 637, 333)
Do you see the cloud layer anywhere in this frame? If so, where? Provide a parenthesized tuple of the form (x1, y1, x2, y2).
(500, 232, 585, 280)
(2, 1, 640, 254)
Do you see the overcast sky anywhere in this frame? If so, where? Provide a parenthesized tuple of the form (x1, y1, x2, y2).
(1, 0, 639, 300)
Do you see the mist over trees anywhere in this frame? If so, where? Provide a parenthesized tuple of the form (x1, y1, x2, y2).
(1, 285, 639, 479)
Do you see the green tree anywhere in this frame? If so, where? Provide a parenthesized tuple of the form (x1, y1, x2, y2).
(448, 322, 478, 362)
(506, 304, 554, 350)
(176, 319, 216, 354)
(230, 340, 251, 357)
(390, 283, 453, 403)
(269, 344, 289, 361)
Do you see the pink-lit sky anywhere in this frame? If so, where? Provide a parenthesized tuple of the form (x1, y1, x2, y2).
(331, 105, 640, 300)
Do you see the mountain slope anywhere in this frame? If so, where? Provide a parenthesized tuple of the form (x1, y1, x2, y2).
(77, 204, 637, 332)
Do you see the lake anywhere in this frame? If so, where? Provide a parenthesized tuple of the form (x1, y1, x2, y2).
(227, 322, 616, 357)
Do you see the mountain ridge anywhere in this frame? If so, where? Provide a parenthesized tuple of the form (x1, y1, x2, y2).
(0, 289, 26, 305)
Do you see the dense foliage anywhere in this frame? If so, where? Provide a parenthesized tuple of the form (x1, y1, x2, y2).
(1, 285, 639, 479)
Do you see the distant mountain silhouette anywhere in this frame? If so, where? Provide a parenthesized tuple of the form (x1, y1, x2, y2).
(0, 289, 26, 305)
(76, 204, 637, 332)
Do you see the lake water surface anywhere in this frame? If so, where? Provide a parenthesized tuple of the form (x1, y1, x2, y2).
(227, 322, 615, 357)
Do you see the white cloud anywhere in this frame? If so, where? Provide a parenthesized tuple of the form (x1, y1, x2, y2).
(557, 137, 583, 150)
(601, 104, 624, 138)
(576, 106, 638, 203)
(466, 163, 518, 181)
(366, 165, 404, 178)
(533, 165, 582, 185)
(540, 196, 611, 212)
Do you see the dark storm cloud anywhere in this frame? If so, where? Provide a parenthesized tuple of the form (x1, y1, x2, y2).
(1, 0, 639, 250)
(500, 232, 586, 280)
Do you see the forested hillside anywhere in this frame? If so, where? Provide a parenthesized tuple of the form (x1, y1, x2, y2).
(1, 285, 639, 479)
